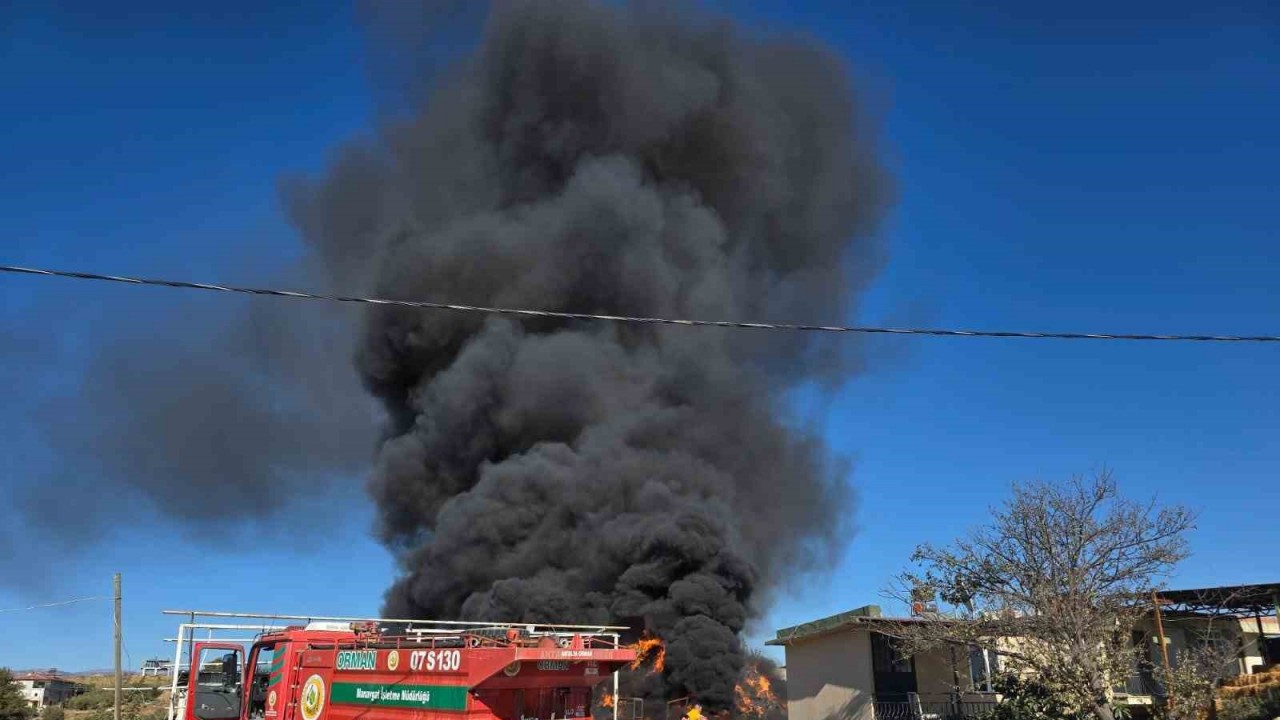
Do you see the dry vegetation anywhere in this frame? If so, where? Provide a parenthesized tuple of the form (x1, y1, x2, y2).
(76, 676, 167, 691)
(59, 675, 169, 720)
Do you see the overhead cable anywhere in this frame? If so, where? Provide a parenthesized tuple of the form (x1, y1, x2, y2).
(2, 264, 1276, 343)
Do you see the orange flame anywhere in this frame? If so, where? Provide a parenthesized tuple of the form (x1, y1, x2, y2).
(734, 660, 780, 719)
(600, 693, 615, 709)
(628, 633, 666, 673)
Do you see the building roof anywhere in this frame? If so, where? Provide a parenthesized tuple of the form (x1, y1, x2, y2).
(769, 584, 1280, 647)
(14, 672, 68, 682)
(1156, 582, 1280, 616)
(767, 605, 939, 646)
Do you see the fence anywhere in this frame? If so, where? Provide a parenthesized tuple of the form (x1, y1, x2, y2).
(615, 698, 643, 720)
(873, 694, 998, 720)
(1116, 672, 1166, 699)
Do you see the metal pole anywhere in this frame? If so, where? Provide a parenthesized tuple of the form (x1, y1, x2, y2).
(613, 670, 619, 720)
(114, 573, 123, 720)
(186, 612, 195, 681)
(1152, 591, 1174, 704)
(169, 625, 186, 720)
(160, 609, 626, 631)
(1152, 591, 1172, 670)
(1254, 614, 1268, 669)
(1274, 592, 1280, 666)
(982, 648, 993, 693)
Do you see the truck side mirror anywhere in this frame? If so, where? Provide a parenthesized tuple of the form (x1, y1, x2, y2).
(222, 653, 239, 687)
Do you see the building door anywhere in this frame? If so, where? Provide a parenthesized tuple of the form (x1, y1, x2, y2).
(1129, 630, 1163, 697)
(871, 632, 918, 701)
(1265, 636, 1280, 666)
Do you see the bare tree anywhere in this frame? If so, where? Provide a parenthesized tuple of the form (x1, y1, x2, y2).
(884, 472, 1196, 720)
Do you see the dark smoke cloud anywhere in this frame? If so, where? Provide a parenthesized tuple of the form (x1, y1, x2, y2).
(2, 278, 377, 579)
(291, 0, 889, 709)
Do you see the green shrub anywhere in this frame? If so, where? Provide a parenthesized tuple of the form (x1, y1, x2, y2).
(65, 690, 114, 711)
(67, 690, 162, 716)
(80, 709, 112, 720)
(128, 707, 167, 720)
(0, 668, 34, 720)
(976, 672, 1089, 720)
(124, 690, 159, 707)
(40, 707, 64, 720)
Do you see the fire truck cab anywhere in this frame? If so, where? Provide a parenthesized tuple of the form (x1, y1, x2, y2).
(168, 613, 635, 720)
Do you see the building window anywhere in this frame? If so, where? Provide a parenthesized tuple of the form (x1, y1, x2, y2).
(871, 633, 915, 674)
(968, 646, 1000, 692)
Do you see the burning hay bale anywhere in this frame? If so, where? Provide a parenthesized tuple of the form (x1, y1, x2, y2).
(595, 651, 785, 720)
(631, 634, 668, 674)
(734, 655, 786, 720)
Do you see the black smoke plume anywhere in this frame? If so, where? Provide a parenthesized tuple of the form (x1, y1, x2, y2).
(0, 271, 377, 589)
(291, 0, 889, 710)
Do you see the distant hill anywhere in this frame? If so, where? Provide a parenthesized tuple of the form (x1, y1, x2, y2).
(10, 669, 154, 679)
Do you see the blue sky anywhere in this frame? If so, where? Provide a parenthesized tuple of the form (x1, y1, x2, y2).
(1, 0, 1277, 670)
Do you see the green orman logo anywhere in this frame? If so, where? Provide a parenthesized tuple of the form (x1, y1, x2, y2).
(300, 675, 326, 720)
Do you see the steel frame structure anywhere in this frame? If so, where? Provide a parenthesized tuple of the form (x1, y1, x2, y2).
(161, 610, 625, 720)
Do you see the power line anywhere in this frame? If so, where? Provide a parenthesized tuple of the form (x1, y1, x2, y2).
(2, 263, 1277, 343)
(121, 636, 133, 673)
(0, 596, 109, 614)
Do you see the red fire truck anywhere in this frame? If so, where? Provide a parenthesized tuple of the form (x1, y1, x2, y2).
(167, 611, 635, 720)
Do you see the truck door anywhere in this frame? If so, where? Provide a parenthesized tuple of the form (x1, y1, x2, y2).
(243, 642, 283, 720)
(185, 643, 247, 720)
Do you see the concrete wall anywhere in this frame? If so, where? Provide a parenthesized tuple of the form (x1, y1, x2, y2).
(910, 643, 999, 703)
(782, 630, 876, 720)
(1237, 616, 1278, 673)
(1136, 615, 1279, 677)
(18, 683, 45, 708)
(18, 680, 81, 708)
(913, 646, 957, 697)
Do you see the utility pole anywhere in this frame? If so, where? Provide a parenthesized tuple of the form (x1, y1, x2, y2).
(114, 573, 122, 720)
(1151, 590, 1174, 704)
(1152, 591, 1172, 670)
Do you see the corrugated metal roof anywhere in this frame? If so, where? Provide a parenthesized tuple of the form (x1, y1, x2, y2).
(1157, 583, 1280, 615)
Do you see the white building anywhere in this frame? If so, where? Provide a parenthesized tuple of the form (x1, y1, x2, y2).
(770, 583, 1279, 720)
(141, 658, 173, 677)
(14, 671, 84, 708)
